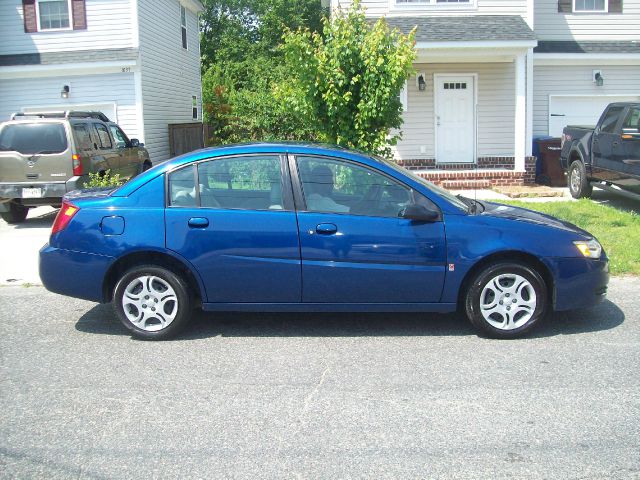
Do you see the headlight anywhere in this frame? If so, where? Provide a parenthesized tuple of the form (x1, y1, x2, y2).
(573, 239, 602, 259)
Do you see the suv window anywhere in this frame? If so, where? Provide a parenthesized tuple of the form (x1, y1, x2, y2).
(198, 156, 283, 210)
(0, 123, 67, 155)
(109, 125, 129, 148)
(93, 123, 113, 149)
(600, 106, 625, 134)
(297, 156, 421, 218)
(73, 124, 93, 150)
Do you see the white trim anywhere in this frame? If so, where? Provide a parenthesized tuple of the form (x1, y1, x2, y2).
(131, 0, 140, 49)
(389, 0, 478, 12)
(514, 52, 526, 171)
(416, 40, 537, 50)
(35, 0, 73, 32)
(179, 0, 205, 13)
(400, 81, 408, 112)
(0, 60, 139, 79)
(526, 0, 534, 29)
(433, 73, 478, 164)
(572, 0, 608, 13)
(534, 53, 640, 65)
(134, 67, 145, 145)
(525, 48, 533, 157)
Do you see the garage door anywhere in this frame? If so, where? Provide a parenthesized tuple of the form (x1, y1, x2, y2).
(22, 103, 117, 122)
(549, 95, 640, 137)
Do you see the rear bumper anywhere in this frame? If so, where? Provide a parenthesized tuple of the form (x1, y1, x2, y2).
(0, 178, 84, 206)
(39, 244, 112, 303)
(546, 256, 610, 311)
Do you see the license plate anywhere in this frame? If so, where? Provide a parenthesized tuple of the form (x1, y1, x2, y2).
(22, 188, 42, 198)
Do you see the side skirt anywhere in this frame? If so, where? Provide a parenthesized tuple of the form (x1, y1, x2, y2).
(201, 302, 457, 313)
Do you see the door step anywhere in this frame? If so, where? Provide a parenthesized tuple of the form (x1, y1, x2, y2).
(414, 168, 525, 187)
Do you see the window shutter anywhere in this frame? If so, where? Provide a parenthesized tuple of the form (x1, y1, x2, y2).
(557, 0, 572, 12)
(22, 0, 37, 33)
(609, 0, 623, 12)
(71, 0, 87, 30)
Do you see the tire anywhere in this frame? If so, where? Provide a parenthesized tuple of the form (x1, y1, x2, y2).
(568, 160, 592, 199)
(1, 203, 29, 224)
(113, 265, 193, 340)
(464, 262, 548, 339)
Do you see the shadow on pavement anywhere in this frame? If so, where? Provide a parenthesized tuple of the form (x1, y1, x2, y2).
(75, 298, 624, 341)
(590, 189, 640, 214)
(13, 209, 57, 229)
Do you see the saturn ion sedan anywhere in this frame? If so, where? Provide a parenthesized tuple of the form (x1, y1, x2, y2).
(39, 143, 609, 340)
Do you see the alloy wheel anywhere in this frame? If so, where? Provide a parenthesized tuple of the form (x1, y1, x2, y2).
(479, 273, 537, 331)
(121, 275, 178, 331)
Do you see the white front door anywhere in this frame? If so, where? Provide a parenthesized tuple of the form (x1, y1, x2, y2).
(435, 75, 475, 163)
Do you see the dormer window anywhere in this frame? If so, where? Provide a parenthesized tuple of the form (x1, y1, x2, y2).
(37, 0, 72, 31)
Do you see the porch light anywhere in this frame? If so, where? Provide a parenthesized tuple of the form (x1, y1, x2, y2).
(417, 74, 426, 91)
(61, 85, 70, 99)
(593, 71, 604, 87)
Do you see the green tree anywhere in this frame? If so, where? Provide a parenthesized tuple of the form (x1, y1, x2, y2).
(283, 1, 416, 156)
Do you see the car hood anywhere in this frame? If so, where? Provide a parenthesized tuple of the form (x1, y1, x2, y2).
(481, 201, 593, 238)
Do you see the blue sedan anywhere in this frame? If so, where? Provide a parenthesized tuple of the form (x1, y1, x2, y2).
(39, 143, 609, 340)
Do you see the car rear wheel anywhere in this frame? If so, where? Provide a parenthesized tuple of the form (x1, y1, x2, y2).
(568, 160, 592, 199)
(1, 202, 29, 224)
(465, 262, 547, 339)
(113, 265, 192, 340)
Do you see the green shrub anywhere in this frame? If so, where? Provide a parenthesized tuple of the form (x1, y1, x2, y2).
(85, 170, 124, 188)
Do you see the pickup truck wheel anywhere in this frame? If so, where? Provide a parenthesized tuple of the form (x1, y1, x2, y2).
(0, 203, 29, 224)
(568, 160, 592, 199)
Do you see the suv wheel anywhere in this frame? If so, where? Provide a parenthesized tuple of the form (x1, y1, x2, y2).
(465, 262, 548, 339)
(1, 203, 29, 224)
(568, 160, 592, 199)
(113, 265, 193, 340)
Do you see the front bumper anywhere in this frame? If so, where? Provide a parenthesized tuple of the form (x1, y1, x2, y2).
(39, 244, 113, 303)
(546, 256, 610, 311)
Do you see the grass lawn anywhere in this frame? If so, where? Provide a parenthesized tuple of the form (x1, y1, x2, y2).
(499, 199, 640, 276)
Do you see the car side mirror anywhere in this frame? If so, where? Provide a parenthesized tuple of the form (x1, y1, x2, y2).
(399, 204, 440, 222)
(130, 138, 140, 147)
(621, 128, 640, 140)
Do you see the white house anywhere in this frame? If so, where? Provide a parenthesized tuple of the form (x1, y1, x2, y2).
(332, 0, 640, 188)
(0, 0, 205, 164)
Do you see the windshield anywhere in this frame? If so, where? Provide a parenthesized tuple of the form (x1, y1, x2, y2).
(0, 123, 68, 155)
(376, 156, 469, 212)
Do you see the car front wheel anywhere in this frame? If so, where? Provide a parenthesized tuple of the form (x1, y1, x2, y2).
(465, 262, 548, 339)
(113, 265, 192, 340)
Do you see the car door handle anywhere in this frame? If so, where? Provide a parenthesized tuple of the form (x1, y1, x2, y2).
(188, 217, 209, 228)
(612, 141, 619, 147)
(315, 223, 337, 235)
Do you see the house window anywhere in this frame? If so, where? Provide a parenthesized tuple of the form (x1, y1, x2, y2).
(573, 0, 607, 11)
(180, 5, 188, 49)
(192, 96, 198, 120)
(37, 0, 72, 30)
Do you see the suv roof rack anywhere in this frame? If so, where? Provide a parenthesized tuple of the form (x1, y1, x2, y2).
(10, 111, 111, 122)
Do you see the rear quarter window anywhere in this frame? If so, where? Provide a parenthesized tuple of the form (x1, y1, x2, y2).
(0, 123, 68, 155)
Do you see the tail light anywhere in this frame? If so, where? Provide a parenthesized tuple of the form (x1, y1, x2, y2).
(72, 154, 83, 176)
(51, 202, 79, 235)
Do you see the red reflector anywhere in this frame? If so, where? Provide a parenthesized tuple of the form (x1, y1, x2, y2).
(51, 202, 79, 235)
(72, 154, 83, 176)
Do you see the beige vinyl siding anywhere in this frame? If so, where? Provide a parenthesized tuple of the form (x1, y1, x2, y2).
(138, 0, 202, 163)
(333, 0, 528, 16)
(534, 0, 640, 40)
(394, 62, 515, 160)
(0, 0, 134, 55)
(0, 72, 139, 138)
(532, 64, 640, 136)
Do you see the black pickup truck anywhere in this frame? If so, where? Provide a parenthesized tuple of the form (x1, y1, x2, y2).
(561, 102, 640, 199)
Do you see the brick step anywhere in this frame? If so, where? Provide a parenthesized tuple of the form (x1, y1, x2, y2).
(415, 168, 519, 181)
(440, 179, 493, 189)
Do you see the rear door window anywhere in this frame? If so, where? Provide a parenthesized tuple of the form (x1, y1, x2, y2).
(93, 123, 113, 149)
(0, 123, 67, 155)
(73, 124, 93, 150)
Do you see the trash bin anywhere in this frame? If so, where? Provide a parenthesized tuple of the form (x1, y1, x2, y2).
(536, 138, 565, 187)
(532, 135, 553, 178)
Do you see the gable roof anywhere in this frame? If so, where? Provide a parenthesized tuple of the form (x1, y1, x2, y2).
(379, 15, 536, 42)
(0, 48, 139, 67)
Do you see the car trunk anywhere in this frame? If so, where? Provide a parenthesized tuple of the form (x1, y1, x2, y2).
(0, 122, 73, 186)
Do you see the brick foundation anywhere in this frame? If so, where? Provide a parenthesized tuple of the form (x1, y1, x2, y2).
(396, 156, 537, 187)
